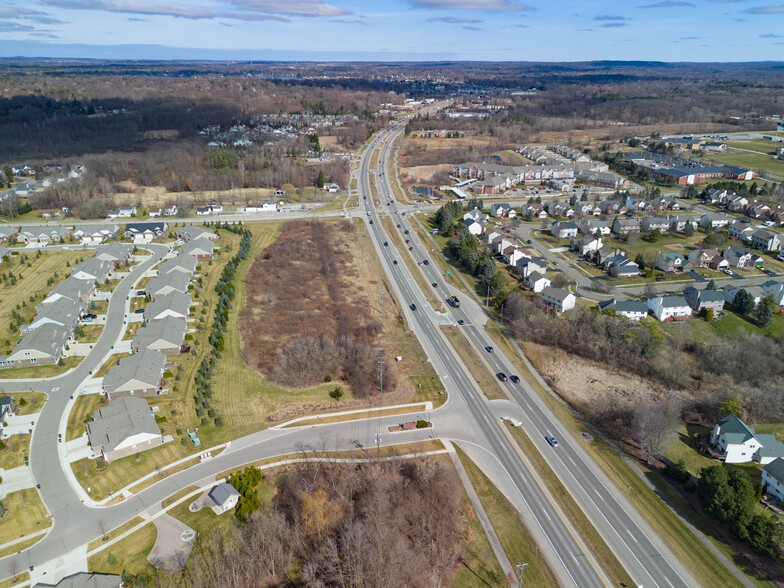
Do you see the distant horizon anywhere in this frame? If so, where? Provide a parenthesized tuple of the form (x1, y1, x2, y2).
(1, 0, 783, 62)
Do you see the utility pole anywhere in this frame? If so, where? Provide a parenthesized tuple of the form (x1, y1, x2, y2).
(374, 432, 382, 458)
(486, 283, 490, 308)
(378, 353, 385, 395)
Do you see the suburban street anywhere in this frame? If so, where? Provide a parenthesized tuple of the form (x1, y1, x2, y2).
(0, 115, 698, 588)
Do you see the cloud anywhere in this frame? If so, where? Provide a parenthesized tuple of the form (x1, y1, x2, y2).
(577, 27, 594, 31)
(639, 0, 693, 6)
(600, 22, 628, 26)
(224, 0, 348, 16)
(760, 33, 783, 37)
(427, 16, 482, 23)
(746, 4, 784, 13)
(462, 25, 481, 30)
(503, 23, 529, 28)
(594, 14, 629, 20)
(0, 21, 36, 31)
(38, 0, 291, 21)
(407, 0, 531, 11)
(29, 31, 60, 38)
(680, 35, 699, 39)
(0, 6, 64, 23)
(330, 18, 365, 24)
(127, 16, 146, 20)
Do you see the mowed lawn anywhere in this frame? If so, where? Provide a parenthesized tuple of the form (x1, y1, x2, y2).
(0, 433, 30, 470)
(0, 248, 91, 355)
(0, 489, 51, 544)
(706, 150, 784, 180)
(66, 394, 106, 441)
(87, 522, 157, 581)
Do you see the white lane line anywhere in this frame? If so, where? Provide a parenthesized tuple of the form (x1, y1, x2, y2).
(627, 530, 638, 543)
(594, 488, 604, 502)
(567, 456, 576, 467)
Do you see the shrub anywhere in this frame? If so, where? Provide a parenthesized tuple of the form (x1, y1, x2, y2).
(201, 417, 209, 425)
(163, 371, 173, 378)
(18, 398, 26, 406)
(121, 571, 133, 584)
(663, 459, 690, 484)
(155, 416, 167, 424)
(416, 420, 428, 429)
(107, 553, 117, 565)
(215, 416, 223, 427)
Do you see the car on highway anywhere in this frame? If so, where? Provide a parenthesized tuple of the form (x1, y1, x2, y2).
(457, 320, 465, 325)
(369, 220, 373, 224)
(423, 260, 429, 265)
(496, 372, 507, 382)
(527, 239, 532, 245)
(485, 346, 494, 353)
(393, 260, 398, 265)
(431, 282, 438, 288)
(510, 375, 520, 383)
(384, 241, 388, 247)
(397, 224, 401, 228)
(409, 246, 414, 250)
(404, 230, 409, 234)
(410, 303, 417, 311)
(545, 435, 560, 448)
(366, 211, 371, 216)
(405, 239, 410, 243)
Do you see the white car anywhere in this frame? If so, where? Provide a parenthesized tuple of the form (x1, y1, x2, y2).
(723, 269, 733, 276)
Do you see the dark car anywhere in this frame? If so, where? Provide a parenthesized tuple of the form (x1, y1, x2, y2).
(369, 220, 373, 224)
(136, 290, 146, 296)
(545, 435, 560, 448)
(404, 230, 410, 234)
(384, 241, 388, 247)
(457, 319, 465, 325)
(423, 260, 429, 265)
(409, 246, 414, 250)
(485, 346, 494, 353)
(397, 224, 401, 228)
(405, 239, 410, 243)
(393, 260, 398, 265)
(410, 303, 417, 311)
(527, 239, 532, 245)
(134, 308, 145, 314)
(432, 282, 438, 288)
(496, 372, 507, 382)
(510, 375, 520, 384)
(83, 313, 97, 320)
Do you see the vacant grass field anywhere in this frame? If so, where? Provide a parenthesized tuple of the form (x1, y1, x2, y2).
(0, 433, 30, 470)
(0, 490, 51, 545)
(506, 424, 635, 588)
(706, 150, 784, 180)
(0, 249, 91, 355)
(8, 392, 46, 415)
(87, 522, 157, 581)
(0, 356, 80, 379)
(66, 394, 105, 441)
(440, 326, 506, 400)
(455, 446, 558, 587)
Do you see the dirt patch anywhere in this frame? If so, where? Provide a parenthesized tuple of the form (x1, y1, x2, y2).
(240, 220, 397, 399)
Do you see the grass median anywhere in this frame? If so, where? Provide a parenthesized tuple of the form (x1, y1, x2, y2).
(439, 325, 506, 400)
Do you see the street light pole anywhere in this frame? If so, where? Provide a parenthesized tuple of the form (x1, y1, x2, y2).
(516, 563, 528, 587)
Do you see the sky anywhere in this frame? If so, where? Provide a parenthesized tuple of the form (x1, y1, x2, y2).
(0, 0, 783, 61)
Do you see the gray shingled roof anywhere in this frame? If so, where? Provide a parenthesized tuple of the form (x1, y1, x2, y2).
(144, 291, 192, 320)
(157, 255, 198, 275)
(764, 457, 784, 483)
(147, 271, 190, 296)
(132, 316, 186, 351)
(30, 298, 83, 329)
(94, 242, 133, 262)
(209, 483, 240, 506)
(86, 397, 160, 453)
(103, 349, 166, 391)
(47, 277, 90, 302)
(124, 221, 167, 235)
(71, 258, 112, 281)
(73, 224, 119, 237)
(180, 240, 215, 257)
(20, 225, 69, 239)
(175, 225, 217, 241)
(11, 324, 70, 357)
(541, 286, 571, 302)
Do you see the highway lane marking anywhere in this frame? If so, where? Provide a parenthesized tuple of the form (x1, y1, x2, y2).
(567, 455, 576, 467)
(627, 530, 638, 544)
(594, 488, 604, 502)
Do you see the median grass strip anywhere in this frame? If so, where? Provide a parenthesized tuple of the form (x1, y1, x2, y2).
(282, 403, 430, 428)
(0, 571, 29, 588)
(0, 535, 43, 559)
(483, 321, 745, 588)
(455, 445, 558, 587)
(504, 423, 636, 588)
(160, 486, 200, 509)
(87, 517, 145, 551)
(0, 490, 51, 545)
(453, 492, 507, 588)
(439, 325, 506, 400)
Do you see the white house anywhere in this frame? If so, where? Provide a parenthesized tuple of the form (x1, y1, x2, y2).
(463, 218, 483, 236)
(551, 221, 578, 239)
(209, 483, 242, 514)
(762, 280, 784, 306)
(525, 273, 551, 292)
(540, 286, 576, 313)
(711, 415, 784, 464)
(646, 296, 692, 322)
(762, 458, 784, 500)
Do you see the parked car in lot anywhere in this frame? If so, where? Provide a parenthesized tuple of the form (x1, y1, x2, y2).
(545, 435, 559, 448)
(496, 372, 507, 382)
(510, 375, 520, 383)
(136, 290, 146, 296)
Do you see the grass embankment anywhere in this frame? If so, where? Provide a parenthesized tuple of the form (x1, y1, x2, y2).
(455, 446, 559, 587)
(484, 321, 745, 588)
(439, 326, 506, 400)
(0, 434, 30, 470)
(0, 249, 91, 356)
(505, 423, 636, 588)
(380, 216, 441, 311)
(160, 486, 199, 509)
(87, 517, 145, 551)
(0, 356, 81, 379)
(87, 523, 157, 581)
(0, 490, 51, 545)
(282, 403, 430, 428)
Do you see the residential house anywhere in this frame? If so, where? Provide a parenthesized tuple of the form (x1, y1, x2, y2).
(524, 273, 551, 292)
(655, 252, 693, 274)
(625, 197, 653, 213)
(642, 216, 671, 234)
(40, 277, 93, 306)
(146, 272, 190, 299)
(598, 298, 649, 321)
(599, 199, 622, 215)
(762, 280, 784, 305)
(124, 222, 168, 242)
(117, 206, 137, 218)
(156, 255, 198, 276)
(687, 248, 728, 270)
(747, 201, 771, 220)
(612, 218, 642, 235)
(490, 203, 516, 219)
(70, 258, 113, 284)
(143, 292, 192, 321)
(580, 219, 610, 236)
(493, 238, 516, 255)
(463, 218, 483, 236)
(652, 195, 680, 211)
(752, 229, 781, 252)
(0, 226, 19, 242)
(551, 220, 578, 239)
(726, 195, 749, 213)
(571, 235, 602, 256)
(18, 225, 70, 244)
(209, 483, 242, 514)
(703, 188, 733, 206)
(72, 224, 120, 244)
(683, 286, 725, 313)
(195, 207, 211, 216)
(180, 239, 215, 260)
(86, 397, 163, 463)
(94, 243, 133, 267)
(501, 246, 526, 267)
(646, 296, 692, 321)
(668, 215, 697, 233)
(0, 396, 13, 426)
(723, 246, 763, 269)
(175, 225, 219, 242)
(163, 205, 178, 216)
(724, 286, 764, 307)
(540, 287, 576, 313)
(22, 298, 84, 334)
(710, 414, 784, 464)
(728, 220, 756, 244)
(131, 316, 187, 355)
(516, 257, 548, 278)
(522, 203, 547, 219)
(604, 253, 639, 278)
(0, 324, 71, 368)
(762, 458, 784, 501)
(700, 213, 730, 230)
(464, 207, 490, 224)
(102, 349, 167, 399)
(148, 208, 162, 217)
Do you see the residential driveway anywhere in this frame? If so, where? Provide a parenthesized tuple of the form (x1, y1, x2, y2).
(2, 413, 40, 437)
(0, 465, 36, 499)
(689, 270, 707, 283)
(147, 513, 196, 571)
